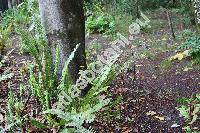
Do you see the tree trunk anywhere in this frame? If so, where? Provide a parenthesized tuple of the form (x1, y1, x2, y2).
(8, 0, 12, 9)
(166, 9, 175, 41)
(38, 0, 86, 83)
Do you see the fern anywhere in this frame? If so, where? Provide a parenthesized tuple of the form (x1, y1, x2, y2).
(43, 52, 120, 132)
(0, 56, 14, 82)
(2, 1, 122, 132)
(3, 90, 24, 132)
(0, 72, 14, 82)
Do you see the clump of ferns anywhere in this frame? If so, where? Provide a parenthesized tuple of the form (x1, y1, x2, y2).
(28, 43, 119, 132)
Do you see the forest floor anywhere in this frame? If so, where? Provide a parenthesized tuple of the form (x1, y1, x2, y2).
(0, 11, 200, 132)
(86, 34, 200, 132)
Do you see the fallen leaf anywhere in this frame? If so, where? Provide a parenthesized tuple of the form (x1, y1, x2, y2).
(146, 111, 157, 116)
(170, 50, 190, 61)
(183, 67, 193, 72)
(170, 53, 182, 60)
(171, 123, 180, 128)
(154, 116, 165, 121)
(152, 75, 157, 79)
(182, 50, 190, 56)
(136, 64, 143, 67)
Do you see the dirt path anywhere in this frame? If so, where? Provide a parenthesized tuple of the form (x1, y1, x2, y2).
(86, 31, 200, 132)
(0, 37, 33, 99)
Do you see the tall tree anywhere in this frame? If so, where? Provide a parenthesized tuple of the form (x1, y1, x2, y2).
(38, 0, 86, 83)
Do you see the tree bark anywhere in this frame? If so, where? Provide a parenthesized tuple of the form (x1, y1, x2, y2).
(8, 0, 12, 9)
(166, 9, 175, 41)
(11, 0, 15, 7)
(38, 0, 86, 83)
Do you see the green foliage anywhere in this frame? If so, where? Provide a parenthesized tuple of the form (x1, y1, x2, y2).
(177, 94, 200, 132)
(4, 86, 26, 132)
(1, 1, 120, 132)
(178, 35, 200, 64)
(0, 56, 14, 82)
(0, 0, 39, 54)
(0, 0, 133, 132)
(86, 13, 115, 35)
(160, 59, 172, 69)
(111, 0, 138, 16)
(26, 40, 119, 132)
(0, 71, 13, 82)
(172, 0, 194, 26)
(0, 22, 13, 54)
(177, 29, 194, 40)
(29, 44, 78, 110)
(44, 53, 119, 132)
(0, 0, 40, 54)
(85, 2, 115, 36)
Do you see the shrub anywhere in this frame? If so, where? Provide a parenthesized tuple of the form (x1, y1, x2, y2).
(177, 94, 200, 132)
(178, 36, 200, 64)
(85, 2, 115, 35)
(86, 13, 115, 35)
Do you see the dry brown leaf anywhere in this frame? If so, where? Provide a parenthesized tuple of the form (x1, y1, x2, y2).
(154, 116, 165, 121)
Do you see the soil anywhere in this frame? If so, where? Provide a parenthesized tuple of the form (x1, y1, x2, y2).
(86, 34, 200, 133)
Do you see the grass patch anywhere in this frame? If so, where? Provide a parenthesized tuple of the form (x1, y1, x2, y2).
(160, 59, 172, 69)
(142, 50, 156, 60)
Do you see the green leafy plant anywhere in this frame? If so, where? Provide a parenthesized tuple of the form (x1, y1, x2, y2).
(0, 56, 14, 82)
(177, 29, 194, 40)
(3, 85, 27, 132)
(178, 35, 200, 64)
(0, 70, 14, 82)
(0, 23, 13, 54)
(86, 13, 116, 35)
(84, 1, 116, 36)
(44, 54, 119, 132)
(177, 94, 200, 132)
(0, 1, 125, 132)
(160, 59, 172, 69)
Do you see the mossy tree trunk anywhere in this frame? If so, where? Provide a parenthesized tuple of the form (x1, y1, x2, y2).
(38, 0, 86, 83)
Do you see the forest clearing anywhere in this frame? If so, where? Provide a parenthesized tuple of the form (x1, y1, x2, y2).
(0, 0, 200, 132)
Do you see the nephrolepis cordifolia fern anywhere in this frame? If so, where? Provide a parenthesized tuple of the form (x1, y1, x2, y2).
(4, 87, 25, 132)
(43, 53, 120, 132)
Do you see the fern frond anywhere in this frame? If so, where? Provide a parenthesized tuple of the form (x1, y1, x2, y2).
(58, 44, 80, 91)
(0, 73, 14, 82)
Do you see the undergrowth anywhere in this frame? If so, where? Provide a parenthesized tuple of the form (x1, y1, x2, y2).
(0, 0, 123, 132)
